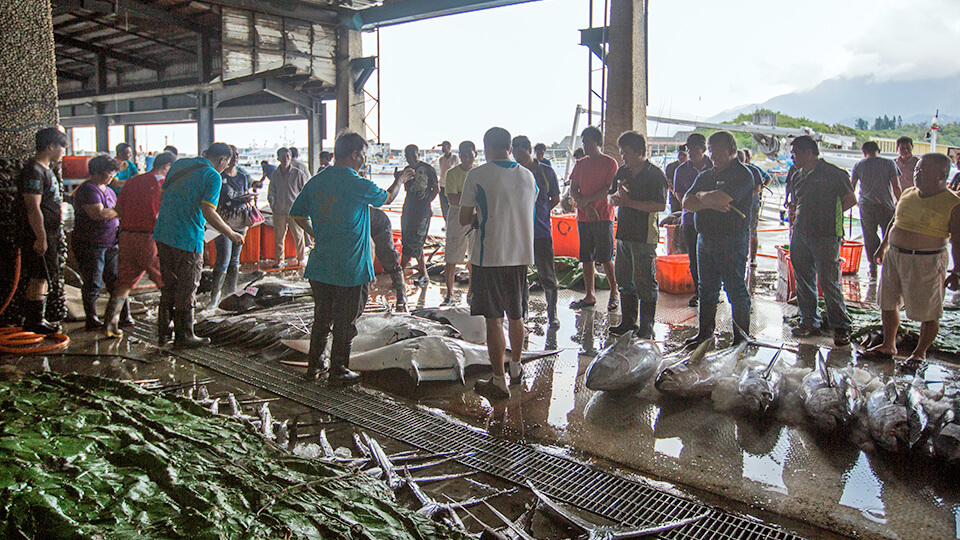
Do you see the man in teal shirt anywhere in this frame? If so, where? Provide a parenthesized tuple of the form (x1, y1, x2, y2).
(111, 143, 139, 193)
(291, 132, 403, 383)
(153, 142, 244, 348)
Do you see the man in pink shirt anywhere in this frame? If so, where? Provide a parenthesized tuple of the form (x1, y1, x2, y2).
(569, 126, 619, 310)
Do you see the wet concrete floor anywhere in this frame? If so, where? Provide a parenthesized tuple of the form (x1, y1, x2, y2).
(8, 193, 960, 539)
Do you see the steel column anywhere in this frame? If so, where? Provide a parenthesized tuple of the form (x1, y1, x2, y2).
(94, 106, 109, 152)
(197, 91, 215, 152)
(307, 101, 325, 174)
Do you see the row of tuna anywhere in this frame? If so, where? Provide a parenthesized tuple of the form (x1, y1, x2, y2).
(583, 331, 960, 464)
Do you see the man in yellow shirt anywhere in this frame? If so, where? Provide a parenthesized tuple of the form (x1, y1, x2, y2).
(867, 153, 960, 367)
(442, 141, 475, 305)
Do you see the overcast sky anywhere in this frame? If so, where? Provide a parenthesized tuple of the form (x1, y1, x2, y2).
(74, 0, 960, 155)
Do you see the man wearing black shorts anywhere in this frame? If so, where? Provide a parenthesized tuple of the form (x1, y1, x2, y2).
(460, 127, 538, 400)
(569, 126, 619, 311)
(16, 127, 68, 334)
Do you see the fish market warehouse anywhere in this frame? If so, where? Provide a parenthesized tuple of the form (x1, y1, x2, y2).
(1, 1, 959, 539)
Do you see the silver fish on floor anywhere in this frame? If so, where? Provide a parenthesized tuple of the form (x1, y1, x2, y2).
(866, 379, 929, 453)
(799, 349, 861, 432)
(737, 346, 784, 416)
(655, 336, 753, 399)
(930, 402, 960, 464)
(585, 334, 662, 393)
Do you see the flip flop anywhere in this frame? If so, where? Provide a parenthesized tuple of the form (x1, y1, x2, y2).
(896, 356, 925, 371)
(857, 348, 894, 361)
(569, 299, 596, 309)
(607, 297, 619, 311)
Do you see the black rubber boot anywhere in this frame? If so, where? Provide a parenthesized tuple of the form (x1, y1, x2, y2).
(544, 288, 560, 328)
(205, 271, 226, 311)
(223, 265, 239, 297)
(636, 300, 657, 340)
(118, 298, 134, 327)
(23, 299, 60, 335)
(329, 358, 360, 384)
(103, 295, 126, 338)
(82, 294, 103, 330)
(609, 294, 639, 335)
(173, 308, 210, 349)
(392, 271, 408, 312)
(157, 301, 174, 346)
(684, 302, 717, 347)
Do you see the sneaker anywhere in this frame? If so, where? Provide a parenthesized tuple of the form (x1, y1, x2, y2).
(834, 328, 851, 347)
(475, 377, 510, 399)
(687, 295, 699, 308)
(508, 362, 524, 384)
(414, 275, 430, 287)
(440, 297, 456, 307)
(791, 325, 820, 338)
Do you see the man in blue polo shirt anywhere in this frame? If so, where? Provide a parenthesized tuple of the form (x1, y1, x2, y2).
(683, 131, 755, 345)
(291, 132, 403, 383)
(153, 142, 244, 348)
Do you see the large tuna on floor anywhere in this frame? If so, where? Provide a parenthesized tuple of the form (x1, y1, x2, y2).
(654, 336, 751, 399)
(799, 349, 861, 432)
(865, 379, 929, 453)
(281, 312, 461, 355)
(737, 346, 784, 416)
(585, 334, 662, 393)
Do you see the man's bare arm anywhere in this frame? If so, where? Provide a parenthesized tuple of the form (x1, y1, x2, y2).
(23, 193, 46, 254)
(841, 192, 857, 212)
(201, 204, 244, 244)
(459, 204, 476, 228)
(891, 176, 902, 200)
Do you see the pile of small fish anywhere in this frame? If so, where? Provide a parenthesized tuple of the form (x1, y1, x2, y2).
(584, 332, 960, 465)
(162, 378, 711, 539)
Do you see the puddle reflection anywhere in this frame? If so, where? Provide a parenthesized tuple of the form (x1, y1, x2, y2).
(839, 452, 887, 524)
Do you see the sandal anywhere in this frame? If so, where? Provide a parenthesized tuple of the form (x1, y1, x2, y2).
(569, 299, 597, 309)
(607, 297, 619, 311)
(896, 356, 925, 371)
(857, 348, 894, 361)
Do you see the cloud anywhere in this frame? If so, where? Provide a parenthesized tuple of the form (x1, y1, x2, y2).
(841, 0, 960, 81)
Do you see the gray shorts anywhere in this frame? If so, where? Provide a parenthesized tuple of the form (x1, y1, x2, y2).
(470, 265, 528, 320)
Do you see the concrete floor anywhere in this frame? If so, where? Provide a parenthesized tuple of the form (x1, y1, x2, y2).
(10, 192, 960, 540)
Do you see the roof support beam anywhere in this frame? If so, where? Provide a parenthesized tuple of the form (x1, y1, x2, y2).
(341, 0, 541, 31)
(197, 0, 337, 24)
(57, 69, 88, 82)
(55, 0, 216, 36)
(56, 33, 162, 71)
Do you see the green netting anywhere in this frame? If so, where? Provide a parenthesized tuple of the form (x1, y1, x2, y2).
(528, 256, 611, 290)
(0, 374, 468, 539)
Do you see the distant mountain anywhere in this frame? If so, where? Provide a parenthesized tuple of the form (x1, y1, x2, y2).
(711, 75, 960, 127)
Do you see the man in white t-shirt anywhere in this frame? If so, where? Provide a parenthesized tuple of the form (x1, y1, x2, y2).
(459, 127, 538, 399)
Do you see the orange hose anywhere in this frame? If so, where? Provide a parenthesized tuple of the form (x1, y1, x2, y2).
(0, 248, 20, 317)
(0, 327, 70, 354)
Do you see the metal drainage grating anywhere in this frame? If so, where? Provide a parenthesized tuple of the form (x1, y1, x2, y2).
(128, 323, 804, 540)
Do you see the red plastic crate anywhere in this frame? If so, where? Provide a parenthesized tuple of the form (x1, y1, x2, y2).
(656, 254, 695, 294)
(840, 240, 863, 275)
(776, 245, 844, 301)
(260, 223, 299, 261)
(202, 224, 261, 267)
(373, 230, 403, 274)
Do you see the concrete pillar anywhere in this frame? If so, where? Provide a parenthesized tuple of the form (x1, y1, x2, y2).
(603, 0, 647, 158)
(307, 101, 326, 174)
(0, 0, 59, 158)
(94, 107, 109, 152)
(124, 124, 136, 159)
(197, 91, 215, 153)
(0, 0, 66, 325)
(336, 27, 365, 138)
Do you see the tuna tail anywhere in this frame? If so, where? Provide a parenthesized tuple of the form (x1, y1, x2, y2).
(816, 348, 831, 387)
(762, 345, 785, 379)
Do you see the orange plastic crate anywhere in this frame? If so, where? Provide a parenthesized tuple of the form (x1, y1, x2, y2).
(550, 213, 618, 259)
(656, 254, 695, 294)
(260, 223, 299, 261)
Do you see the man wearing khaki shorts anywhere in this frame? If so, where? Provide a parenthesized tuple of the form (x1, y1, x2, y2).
(442, 141, 476, 306)
(867, 153, 960, 367)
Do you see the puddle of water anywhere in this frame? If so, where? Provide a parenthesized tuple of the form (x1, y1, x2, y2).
(546, 356, 578, 430)
(654, 437, 684, 459)
(839, 452, 887, 524)
(740, 424, 789, 495)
